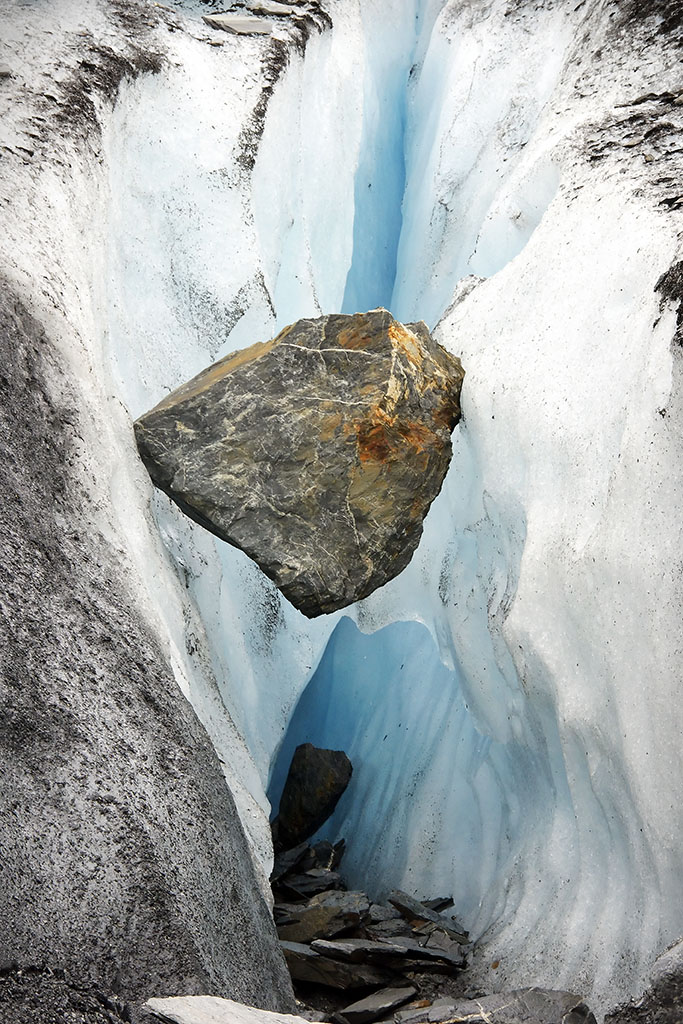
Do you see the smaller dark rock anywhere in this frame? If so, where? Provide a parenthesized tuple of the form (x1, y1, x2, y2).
(334, 985, 417, 1024)
(281, 942, 392, 990)
(274, 743, 352, 850)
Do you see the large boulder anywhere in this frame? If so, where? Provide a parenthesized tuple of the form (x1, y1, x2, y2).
(134, 309, 464, 617)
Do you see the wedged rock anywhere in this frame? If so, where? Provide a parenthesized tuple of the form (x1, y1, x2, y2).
(144, 996, 310, 1024)
(274, 743, 352, 849)
(388, 890, 468, 943)
(202, 14, 275, 34)
(334, 986, 417, 1024)
(280, 942, 392, 990)
(134, 310, 464, 616)
(276, 891, 371, 943)
(605, 936, 683, 1023)
(395, 989, 595, 1024)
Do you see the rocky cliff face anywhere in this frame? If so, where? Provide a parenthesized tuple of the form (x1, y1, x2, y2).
(134, 310, 463, 616)
(0, 0, 296, 1014)
(0, 284, 294, 1013)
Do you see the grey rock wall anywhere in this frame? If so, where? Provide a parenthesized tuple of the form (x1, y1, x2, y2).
(0, 285, 294, 1014)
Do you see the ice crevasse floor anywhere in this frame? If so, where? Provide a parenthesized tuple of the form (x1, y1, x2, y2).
(103, 0, 683, 1014)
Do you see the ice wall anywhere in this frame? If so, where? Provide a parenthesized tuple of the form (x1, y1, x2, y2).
(100, 0, 683, 1015)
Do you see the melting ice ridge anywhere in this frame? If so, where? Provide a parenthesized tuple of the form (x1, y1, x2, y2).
(103, 0, 683, 1014)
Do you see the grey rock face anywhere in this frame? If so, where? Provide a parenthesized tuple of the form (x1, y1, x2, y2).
(0, 286, 293, 1013)
(134, 310, 464, 617)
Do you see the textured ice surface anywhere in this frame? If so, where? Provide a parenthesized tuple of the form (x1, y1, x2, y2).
(92, 0, 683, 1014)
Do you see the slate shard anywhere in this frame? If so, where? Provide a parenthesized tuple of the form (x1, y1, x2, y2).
(395, 989, 596, 1024)
(273, 743, 352, 851)
(134, 309, 464, 617)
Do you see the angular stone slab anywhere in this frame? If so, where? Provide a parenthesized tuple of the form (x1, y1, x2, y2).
(310, 936, 464, 970)
(334, 986, 417, 1024)
(394, 989, 595, 1024)
(134, 310, 464, 617)
(388, 890, 468, 943)
(284, 869, 345, 897)
(311, 937, 416, 963)
(202, 14, 275, 34)
(144, 996, 310, 1024)
(281, 942, 392, 990)
(276, 890, 371, 943)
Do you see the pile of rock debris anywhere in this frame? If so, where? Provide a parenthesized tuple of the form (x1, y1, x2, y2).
(268, 744, 596, 1024)
(272, 838, 470, 1024)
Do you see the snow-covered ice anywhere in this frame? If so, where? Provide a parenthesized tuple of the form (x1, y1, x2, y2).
(101, 0, 683, 1010)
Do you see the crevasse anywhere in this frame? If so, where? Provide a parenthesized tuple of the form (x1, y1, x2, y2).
(103, 0, 683, 1015)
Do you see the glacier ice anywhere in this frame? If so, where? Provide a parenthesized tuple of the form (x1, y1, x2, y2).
(90, 0, 683, 1015)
